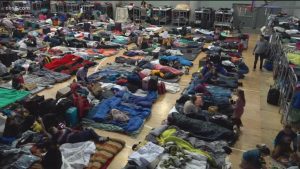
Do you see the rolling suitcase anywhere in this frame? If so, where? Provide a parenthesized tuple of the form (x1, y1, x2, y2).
(267, 85, 280, 105)
(148, 76, 158, 91)
(157, 82, 166, 94)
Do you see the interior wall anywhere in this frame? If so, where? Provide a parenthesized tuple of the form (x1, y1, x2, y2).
(114, 1, 300, 20)
(110, 1, 120, 19)
(294, 1, 300, 17)
(119, 1, 191, 7)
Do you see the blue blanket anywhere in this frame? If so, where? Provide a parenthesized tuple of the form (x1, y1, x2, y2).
(88, 69, 132, 83)
(89, 91, 158, 133)
(160, 56, 193, 67)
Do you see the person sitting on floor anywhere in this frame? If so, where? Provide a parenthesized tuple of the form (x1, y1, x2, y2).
(26, 35, 37, 47)
(11, 70, 25, 90)
(180, 26, 188, 37)
(202, 65, 240, 88)
(41, 142, 62, 169)
(76, 65, 89, 83)
(240, 144, 270, 169)
(140, 36, 150, 49)
(272, 125, 297, 160)
(136, 34, 143, 48)
(200, 61, 214, 77)
(183, 94, 209, 121)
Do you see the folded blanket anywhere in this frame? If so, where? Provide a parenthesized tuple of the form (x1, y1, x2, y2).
(87, 138, 125, 169)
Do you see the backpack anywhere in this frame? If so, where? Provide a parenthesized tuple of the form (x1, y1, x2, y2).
(148, 76, 158, 91)
(263, 59, 273, 71)
(267, 85, 280, 105)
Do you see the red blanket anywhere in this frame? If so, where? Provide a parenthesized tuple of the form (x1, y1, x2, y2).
(44, 54, 95, 75)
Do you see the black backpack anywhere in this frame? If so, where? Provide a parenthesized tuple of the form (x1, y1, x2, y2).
(267, 85, 280, 105)
(148, 76, 158, 91)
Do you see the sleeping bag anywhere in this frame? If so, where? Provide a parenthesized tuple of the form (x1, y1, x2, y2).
(160, 56, 193, 67)
(168, 112, 236, 143)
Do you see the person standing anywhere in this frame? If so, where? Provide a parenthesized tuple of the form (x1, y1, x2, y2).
(232, 89, 246, 130)
(11, 71, 25, 90)
(253, 35, 268, 70)
(76, 65, 89, 82)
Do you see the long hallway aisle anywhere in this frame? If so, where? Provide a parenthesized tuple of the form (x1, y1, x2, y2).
(38, 33, 284, 169)
(229, 34, 283, 168)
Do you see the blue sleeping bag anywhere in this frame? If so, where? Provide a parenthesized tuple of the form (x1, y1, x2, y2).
(160, 56, 193, 67)
(91, 91, 157, 133)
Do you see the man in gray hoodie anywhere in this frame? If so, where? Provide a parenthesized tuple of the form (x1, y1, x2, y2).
(253, 35, 268, 70)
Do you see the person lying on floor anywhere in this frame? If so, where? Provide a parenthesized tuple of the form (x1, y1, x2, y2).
(214, 63, 239, 78)
(201, 61, 238, 79)
(38, 117, 108, 145)
(202, 66, 239, 88)
(183, 94, 209, 121)
(272, 125, 297, 160)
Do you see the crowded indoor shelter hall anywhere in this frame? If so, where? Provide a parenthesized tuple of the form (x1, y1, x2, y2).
(0, 0, 299, 169)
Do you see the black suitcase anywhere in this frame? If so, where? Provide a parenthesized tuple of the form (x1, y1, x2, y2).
(267, 86, 280, 105)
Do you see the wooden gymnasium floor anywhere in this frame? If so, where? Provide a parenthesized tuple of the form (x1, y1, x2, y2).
(38, 33, 283, 169)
